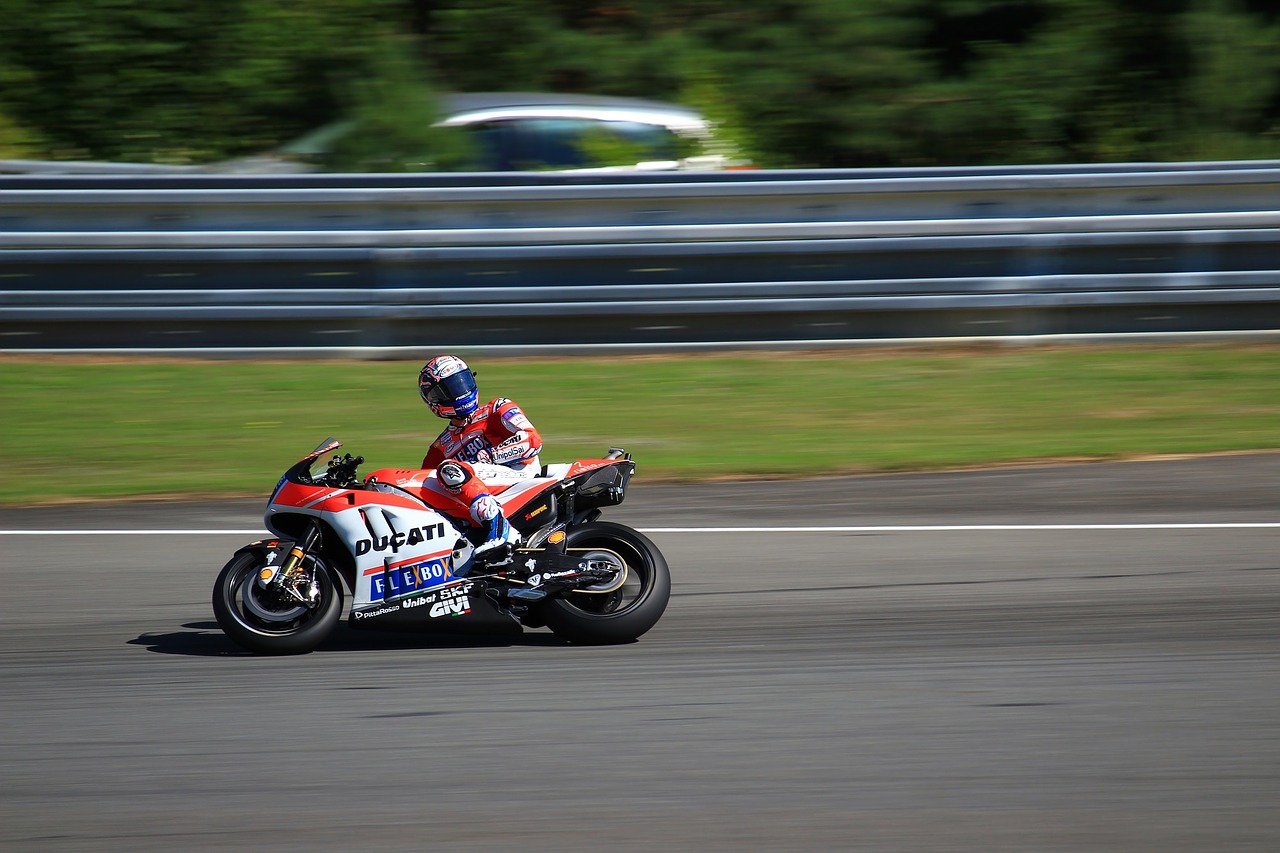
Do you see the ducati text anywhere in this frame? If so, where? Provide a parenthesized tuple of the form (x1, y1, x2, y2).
(355, 522, 447, 556)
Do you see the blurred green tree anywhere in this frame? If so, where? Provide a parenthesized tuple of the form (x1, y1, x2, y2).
(0, 0, 419, 162)
(1175, 0, 1280, 158)
(322, 41, 477, 172)
(3, 0, 1280, 167)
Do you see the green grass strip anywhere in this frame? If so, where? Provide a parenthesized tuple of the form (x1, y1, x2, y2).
(3, 345, 1279, 505)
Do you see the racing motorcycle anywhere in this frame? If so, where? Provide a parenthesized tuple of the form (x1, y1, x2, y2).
(213, 438, 670, 655)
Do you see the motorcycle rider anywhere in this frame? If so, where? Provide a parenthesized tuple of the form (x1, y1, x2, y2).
(418, 354, 542, 565)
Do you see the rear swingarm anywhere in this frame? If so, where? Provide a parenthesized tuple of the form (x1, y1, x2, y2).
(487, 547, 627, 603)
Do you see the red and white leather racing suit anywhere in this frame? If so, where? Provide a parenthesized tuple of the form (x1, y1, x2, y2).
(422, 397, 543, 530)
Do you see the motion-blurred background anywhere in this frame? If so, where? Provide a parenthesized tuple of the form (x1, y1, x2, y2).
(3, 0, 1280, 172)
(4, 7, 1280, 852)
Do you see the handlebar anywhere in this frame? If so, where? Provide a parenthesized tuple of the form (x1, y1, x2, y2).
(324, 453, 365, 487)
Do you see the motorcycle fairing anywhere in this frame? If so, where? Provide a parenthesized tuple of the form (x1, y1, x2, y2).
(267, 483, 470, 609)
(361, 457, 631, 523)
(326, 502, 467, 608)
(512, 490, 557, 531)
(364, 466, 552, 516)
(346, 579, 521, 634)
(363, 551, 455, 603)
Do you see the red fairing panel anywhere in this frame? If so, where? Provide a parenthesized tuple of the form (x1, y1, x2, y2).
(362, 467, 558, 519)
(564, 459, 616, 478)
(271, 481, 428, 514)
(362, 460, 616, 518)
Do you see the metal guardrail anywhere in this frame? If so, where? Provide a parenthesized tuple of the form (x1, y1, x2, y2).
(5, 167, 1280, 233)
(2, 163, 1280, 351)
(5, 159, 1280, 186)
(6, 212, 1280, 248)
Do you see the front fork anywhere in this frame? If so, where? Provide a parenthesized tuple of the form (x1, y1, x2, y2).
(257, 520, 323, 606)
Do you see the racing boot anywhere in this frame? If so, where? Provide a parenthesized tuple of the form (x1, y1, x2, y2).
(469, 493, 520, 566)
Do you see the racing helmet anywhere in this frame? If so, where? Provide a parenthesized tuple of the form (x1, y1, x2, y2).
(419, 355, 479, 419)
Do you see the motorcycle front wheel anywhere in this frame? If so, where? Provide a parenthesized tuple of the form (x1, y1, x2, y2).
(212, 550, 343, 655)
(540, 522, 671, 644)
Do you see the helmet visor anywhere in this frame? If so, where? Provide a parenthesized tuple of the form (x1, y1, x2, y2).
(422, 369, 477, 409)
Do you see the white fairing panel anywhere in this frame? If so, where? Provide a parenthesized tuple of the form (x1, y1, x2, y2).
(323, 504, 470, 608)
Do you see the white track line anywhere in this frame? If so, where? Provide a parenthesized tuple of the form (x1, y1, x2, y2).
(2, 523, 1279, 536)
(644, 524, 1280, 532)
(0, 529, 272, 535)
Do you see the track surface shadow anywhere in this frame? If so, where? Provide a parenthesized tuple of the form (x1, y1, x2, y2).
(129, 620, 573, 656)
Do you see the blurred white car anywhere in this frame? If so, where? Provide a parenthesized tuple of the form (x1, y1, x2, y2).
(242, 92, 742, 173)
(434, 92, 738, 172)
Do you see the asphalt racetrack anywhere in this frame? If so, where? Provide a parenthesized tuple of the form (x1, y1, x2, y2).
(2, 454, 1278, 852)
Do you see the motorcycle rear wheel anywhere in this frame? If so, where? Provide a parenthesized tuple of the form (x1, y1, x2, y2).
(540, 522, 670, 644)
(213, 550, 343, 655)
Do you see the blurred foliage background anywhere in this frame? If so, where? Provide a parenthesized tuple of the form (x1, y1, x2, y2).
(1, 0, 1280, 168)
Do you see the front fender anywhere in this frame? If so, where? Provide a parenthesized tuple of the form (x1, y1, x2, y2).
(230, 538, 294, 580)
(233, 538, 293, 560)
(228, 538, 353, 597)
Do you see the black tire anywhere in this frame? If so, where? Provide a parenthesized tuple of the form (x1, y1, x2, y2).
(540, 522, 670, 644)
(212, 550, 343, 655)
